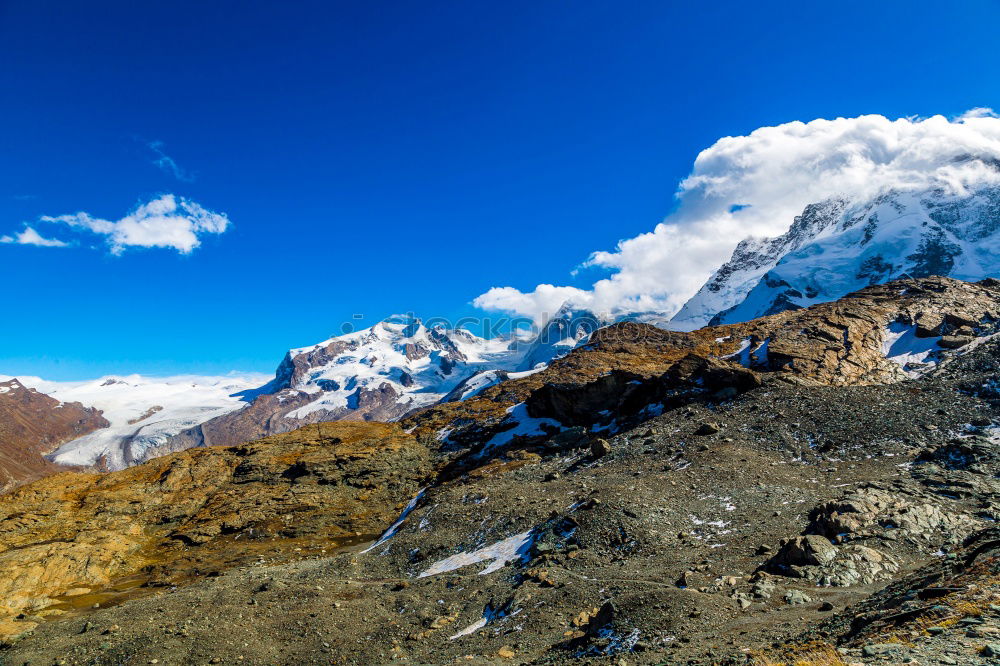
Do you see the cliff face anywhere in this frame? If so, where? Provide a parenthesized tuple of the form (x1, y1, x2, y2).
(0, 379, 109, 492)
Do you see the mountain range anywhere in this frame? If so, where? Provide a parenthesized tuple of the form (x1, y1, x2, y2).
(5, 274, 1000, 664)
(6, 180, 1000, 483)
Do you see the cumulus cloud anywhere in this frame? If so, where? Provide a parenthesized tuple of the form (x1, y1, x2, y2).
(1, 226, 69, 247)
(2, 194, 230, 255)
(474, 111, 1000, 323)
(148, 141, 195, 182)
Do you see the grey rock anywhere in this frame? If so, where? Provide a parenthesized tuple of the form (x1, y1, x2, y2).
(984, 643, 1000, 658)
(862, 643, 899, 657)
(783, 589, 812, 605)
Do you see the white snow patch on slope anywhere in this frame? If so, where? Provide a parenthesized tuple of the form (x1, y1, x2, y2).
(417, 529, 536, 578)
(361, 488, 426, 554)
(480, 403, 561, 456)
(881, 323, 941, 375)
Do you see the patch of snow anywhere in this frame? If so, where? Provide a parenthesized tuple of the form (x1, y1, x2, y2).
(417, 529, 537, 578)
(449, 605, 520, 640)
(881, 322, 941, 375)
(361, 488, 426, 554)
(480, 403, 561, 456)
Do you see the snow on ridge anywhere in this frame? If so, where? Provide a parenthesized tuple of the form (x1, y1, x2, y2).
(673, 184, 1000, 329)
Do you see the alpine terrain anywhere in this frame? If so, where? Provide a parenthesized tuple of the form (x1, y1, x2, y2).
(4, 277, 1000, 665)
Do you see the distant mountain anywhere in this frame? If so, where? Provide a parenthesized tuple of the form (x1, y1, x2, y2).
(673, 182, 1000, 328)
(153, 315, 530, 453)
(9, 310, 609, 472)
(515, 304, 608, 371)
(0, 378, 108, 490)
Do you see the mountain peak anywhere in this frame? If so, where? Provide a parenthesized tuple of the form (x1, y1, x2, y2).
(673, 183, 1000, 328)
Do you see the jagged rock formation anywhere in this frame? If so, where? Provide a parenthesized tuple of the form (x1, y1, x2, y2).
(673, 182, 1000, 329)
(0, 379, 108, 491)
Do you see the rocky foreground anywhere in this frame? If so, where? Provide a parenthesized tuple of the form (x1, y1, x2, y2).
(4, 277, 1000, 664)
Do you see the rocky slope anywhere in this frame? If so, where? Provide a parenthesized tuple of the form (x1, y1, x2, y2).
(673, 180, 1000, 329)
(403, 276, 1000, 464)
(0, 421, 429, 638)
(0, 378, 107, 491)
(5, 277, 1000, 664)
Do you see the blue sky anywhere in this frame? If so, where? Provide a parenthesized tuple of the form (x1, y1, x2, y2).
(2, 0, 1000, 380)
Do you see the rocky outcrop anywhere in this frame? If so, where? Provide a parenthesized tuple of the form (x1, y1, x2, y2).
(764, 535, 899, 587)
(808, 485, 976, 545)
(406, 277, 1000, 454)
(525, 356, 760, 426)
(0, 421, 431, 637)
(0, 379, 108, 491)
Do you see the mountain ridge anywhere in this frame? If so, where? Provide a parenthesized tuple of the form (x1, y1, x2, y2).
(673, 181, 1000, 329)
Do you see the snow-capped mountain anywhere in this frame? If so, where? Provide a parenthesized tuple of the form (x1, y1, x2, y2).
(274, 314, 525, 420)
(436, 305, 606, 403)
(153, 315, 541, 452)
(515, 304, 608, 371)
(3, 374, 267, 471)
(672, 183, 1000, 328)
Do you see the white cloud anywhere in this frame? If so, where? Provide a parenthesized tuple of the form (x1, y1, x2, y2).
(6, 194, 231, 255)
(0, 226, 69, 247)
(473, 284, 594, 324)
(148, 140, 195, 182)
(474, 111, 1000, 323)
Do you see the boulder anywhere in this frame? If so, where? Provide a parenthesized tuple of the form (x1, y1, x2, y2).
(590, 439, 612, 458)
(939, 335, 974, 349)
(784, 589, 812, 605)
(771, 535, 838, 567)
(766, 536, 899, 587)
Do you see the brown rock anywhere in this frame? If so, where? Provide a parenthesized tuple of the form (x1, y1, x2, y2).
(0, 421, 431, 636)
(590, 439, 612, 458)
